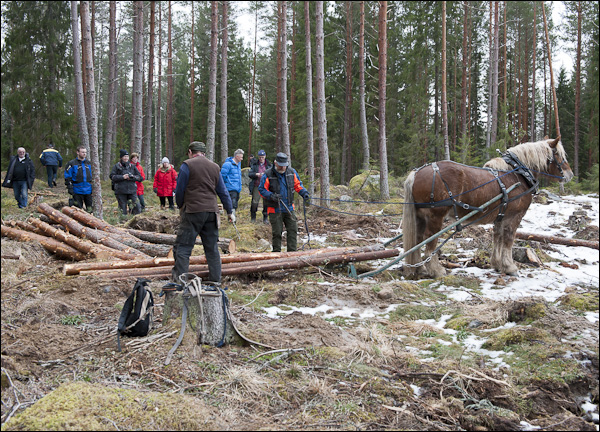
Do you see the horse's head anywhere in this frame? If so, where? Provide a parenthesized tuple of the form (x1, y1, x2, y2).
(547, 136, 574, 183)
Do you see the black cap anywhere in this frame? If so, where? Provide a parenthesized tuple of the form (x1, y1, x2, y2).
(119, 149, 129, 158)
(275, 152, 289, 167)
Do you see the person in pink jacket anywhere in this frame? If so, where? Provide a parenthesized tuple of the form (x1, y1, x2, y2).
(153, 157, 178, 210)
(130, 153, 146, 212)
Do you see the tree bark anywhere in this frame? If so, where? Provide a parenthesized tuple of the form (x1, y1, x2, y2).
(65, 247, 356, 275)
(341, 1, 353, 185)
(542, 3, 560, 137)
(131, 1, 144, 155)
(220, 1, 229, 163)
(441, 1, 450, 160)
(304, 1, 315, 197)
(359, 1, 369, 171)
(490, 1, 499, 146)
(37, 203, 149, 258)
(573, 2, 581, 179)
(378, 1, 389, 199)
(280, 1, 291, 160)
(516, 232, 598, 250)
(85, 247, 401, 279)
(206, 0, 218, 161)
(144, 1, 155, 176)
(80, 1, 103, 219)
(166, 1, 174, 161)
(155, 2, 163, 173)
(530, 2, 537, 141)
(315, 1, 330, 205)
(70, 2, 90, 152)
(1, 225, 87, 261)
(103, 1, 117, 180)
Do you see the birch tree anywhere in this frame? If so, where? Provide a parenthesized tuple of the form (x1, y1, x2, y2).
(207, 0, 218, 161)
(378, 0, 389, 199)
(280, 1, 291, 161)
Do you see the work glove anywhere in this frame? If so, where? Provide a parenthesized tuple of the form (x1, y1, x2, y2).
(229, 212, 236, 224)
(271, 193, 281, 203)
(303, 195, 310, 207)
(66, 182, 74, 195)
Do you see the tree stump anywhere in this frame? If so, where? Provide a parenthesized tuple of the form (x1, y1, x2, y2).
(163, 280, 243, 348)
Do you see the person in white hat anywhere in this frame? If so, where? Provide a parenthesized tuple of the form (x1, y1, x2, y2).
(153, 157, 178, 210)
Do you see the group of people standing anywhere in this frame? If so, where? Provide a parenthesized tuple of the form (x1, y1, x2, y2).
(3, 142, 310, 284)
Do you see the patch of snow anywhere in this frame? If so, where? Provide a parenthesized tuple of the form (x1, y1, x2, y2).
(519, 420, 541, 431)
(409, 384, 422, 397)
(585, 312, 599, 324)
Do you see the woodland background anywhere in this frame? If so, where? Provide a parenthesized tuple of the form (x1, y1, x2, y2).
(1, 1, 599, 215)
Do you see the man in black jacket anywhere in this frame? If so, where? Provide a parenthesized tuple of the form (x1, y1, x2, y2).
(2, 147, 36, 209)
(110, 149, 143, 217)
(248, 149, 272, 223)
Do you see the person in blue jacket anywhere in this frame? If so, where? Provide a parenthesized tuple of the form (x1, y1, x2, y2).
(220, 148, 244, 215)
(39, 142, 63, 188)
(64, 146, 93, 212)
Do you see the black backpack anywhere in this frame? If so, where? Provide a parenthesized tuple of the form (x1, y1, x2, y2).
(117, 278, 154, 351)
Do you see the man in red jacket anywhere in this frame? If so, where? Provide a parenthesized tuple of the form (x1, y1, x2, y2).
(130, 153, 146, 212)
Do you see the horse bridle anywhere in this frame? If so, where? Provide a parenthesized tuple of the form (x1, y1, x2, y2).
(549, 148, 567, 181)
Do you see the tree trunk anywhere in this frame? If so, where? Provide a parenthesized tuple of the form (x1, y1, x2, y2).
(144, 1, 155, 176)
(441, 1, 450, 160)
(103, 1, 117, 180)
(27, 218, 114, 260)
(516, 232, 598, 250)
(190, 2, 195, 143)
(37, 203, 149, 258)
(378, 1, 389, 199)
(530, 2, 537, 141)
(304, 1, 315, 197)
(206, 0, 218, 161)
(315, 1, 330, 205)
(155, 3, 163, 172)
(542, 3, 560, 137)
(341, 1, 353, 185)
(248, 4, 258, 161)
(166, 1, 174, 161)
(280, 1, 291, 160)
(70, 1, 90, 152)
(80, 1, 103, 219)
(573, 2, 581, 180)
(220, 1, 229, 163)
(490, 1, 499, 146)
(131, 1, 144, 155)
(359, 1, 369, 171)
(65, 247, 356, 275)
(485, 1, 493, 155)
(460, 1, 468, 147)
(1, 225, 87, 261)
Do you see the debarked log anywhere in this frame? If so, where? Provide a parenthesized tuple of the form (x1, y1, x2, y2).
(37, 203, 149, 259)
(1, 225, 87, 261)
(87, 246, 399, 279)
(63, 246, 355, 275)
(125, 228, 236, 253)
(516, 231, 599, 250)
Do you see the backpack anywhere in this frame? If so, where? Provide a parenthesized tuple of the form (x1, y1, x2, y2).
(117, 278, 154, 352)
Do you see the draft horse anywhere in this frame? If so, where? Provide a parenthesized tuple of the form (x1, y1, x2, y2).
(402, 137, 573, 278)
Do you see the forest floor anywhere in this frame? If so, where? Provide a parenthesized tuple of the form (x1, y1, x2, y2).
(1, 179, 599, 431)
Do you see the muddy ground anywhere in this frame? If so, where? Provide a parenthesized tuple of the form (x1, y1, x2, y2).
(1, 189, 599, 431)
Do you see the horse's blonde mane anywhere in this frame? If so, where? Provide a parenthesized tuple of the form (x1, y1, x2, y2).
(484, 139, 567, 171)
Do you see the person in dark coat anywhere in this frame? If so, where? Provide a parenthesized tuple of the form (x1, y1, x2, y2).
(2, 147, 36, 209)
(248, 149, 272, 223)
(64, 146, 93, 212)
(39, 142, 63, 188)
(110, 149, 143, 216)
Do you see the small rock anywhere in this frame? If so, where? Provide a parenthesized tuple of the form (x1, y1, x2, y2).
(340, 195, 352, 202)
(468, 319, 483, 329)
(493, 277, 506, 286)
(377, 287, 394, 300)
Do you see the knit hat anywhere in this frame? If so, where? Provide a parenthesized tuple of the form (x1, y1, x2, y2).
(188, 141, 206, 153)
(258, 149, 266, 156)
(161, 157, 170, 164)
(275, 152, 289, 167)
(119, 149, 129, 159)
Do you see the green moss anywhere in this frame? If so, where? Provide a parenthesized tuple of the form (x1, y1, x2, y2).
(482, 326, 552, 350)
(1, 382, 227, 431)
(389, 304, 440, 321)
(445, 316, 470, 331)
(558, 293, 599, 312)
(439, 274, 481, 291)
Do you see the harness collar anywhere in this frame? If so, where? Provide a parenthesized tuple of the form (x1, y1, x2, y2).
(500, 150, 539, 193)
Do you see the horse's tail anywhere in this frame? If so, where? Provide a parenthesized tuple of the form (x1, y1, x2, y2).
(402, 171, 420, 267)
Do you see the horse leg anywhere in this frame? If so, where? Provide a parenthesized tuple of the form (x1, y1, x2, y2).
(498, 215, 523, 275)
(491, 222, 504, 272)
(421, 212, 447, 278)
